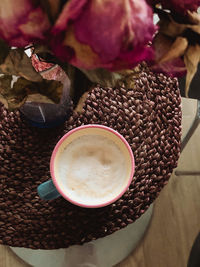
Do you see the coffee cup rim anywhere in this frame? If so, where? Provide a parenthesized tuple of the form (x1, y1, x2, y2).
(50, 124, 135, 208)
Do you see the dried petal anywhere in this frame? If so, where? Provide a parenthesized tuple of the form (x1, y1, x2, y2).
(0, 49, 42, 82)
(184, 44, 200, 97)
(0, 0, 50, 47)
(0, 74, 63, 110)
(159, 37, 188, 63)
(187, 10, 200, 24)
(151, 33, 186, 77)
(75, 91, 90, 113)
(158, 10, 200, 40)
(158, 14, 187, 38)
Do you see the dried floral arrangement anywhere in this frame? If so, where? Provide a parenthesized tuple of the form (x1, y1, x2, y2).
(0, 0, 199, 111)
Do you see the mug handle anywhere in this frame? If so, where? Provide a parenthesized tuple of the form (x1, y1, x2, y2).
(37, 180, 61, 200)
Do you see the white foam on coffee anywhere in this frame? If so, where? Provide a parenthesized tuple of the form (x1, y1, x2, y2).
(56, 135, 127, 205)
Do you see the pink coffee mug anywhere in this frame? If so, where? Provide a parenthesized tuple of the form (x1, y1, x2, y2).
(38, 125, 135, 208)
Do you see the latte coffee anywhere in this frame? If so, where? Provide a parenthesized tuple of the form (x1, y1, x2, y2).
(49, 125, 134, 207)
(55, 134, 128, 205)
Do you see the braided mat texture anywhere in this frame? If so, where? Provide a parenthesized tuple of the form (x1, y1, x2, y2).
(0, 70, 181, 249)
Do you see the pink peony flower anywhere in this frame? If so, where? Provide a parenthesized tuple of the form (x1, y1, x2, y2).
(51, 0, 156, 71)
(0, 0, 50, 47)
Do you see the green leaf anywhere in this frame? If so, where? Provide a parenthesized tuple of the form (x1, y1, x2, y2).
(0, 49, 42, 82)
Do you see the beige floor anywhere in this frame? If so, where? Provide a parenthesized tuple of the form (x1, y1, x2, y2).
(1, 97, 200, 267)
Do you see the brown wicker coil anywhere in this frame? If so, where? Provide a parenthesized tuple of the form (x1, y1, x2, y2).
(0, 69, 181, 249)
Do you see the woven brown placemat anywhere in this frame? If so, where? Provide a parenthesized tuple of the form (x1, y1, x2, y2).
(0, 69, 181, 249)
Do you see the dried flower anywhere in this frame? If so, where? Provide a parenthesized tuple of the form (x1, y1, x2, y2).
(0, 0, 50, 47)
(51, 0, 156, 71)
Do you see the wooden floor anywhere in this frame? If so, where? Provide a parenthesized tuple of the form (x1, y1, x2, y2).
(1, 97, 200, 267)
